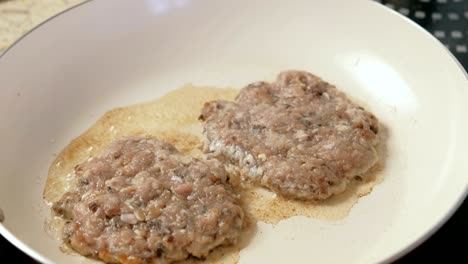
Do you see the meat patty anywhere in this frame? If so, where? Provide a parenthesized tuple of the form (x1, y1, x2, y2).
(53, 137, 244, 264)
(200, 71, 380, 200)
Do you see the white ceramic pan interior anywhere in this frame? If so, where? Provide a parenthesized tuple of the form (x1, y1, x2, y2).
(0, 0, 467, 263)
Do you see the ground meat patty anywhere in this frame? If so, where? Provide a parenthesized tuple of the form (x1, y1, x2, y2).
(200, 70, 380, 200)
(53, 137, 244, 264)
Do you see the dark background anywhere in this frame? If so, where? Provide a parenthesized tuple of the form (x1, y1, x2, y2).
(1, 0, 467, 263)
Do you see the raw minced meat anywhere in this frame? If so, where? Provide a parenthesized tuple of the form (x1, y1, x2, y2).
(200, 70, 380, 200)
(53, 137, 245, 264)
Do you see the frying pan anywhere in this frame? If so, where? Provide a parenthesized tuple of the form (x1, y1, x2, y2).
(0, 0, 467, 263)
